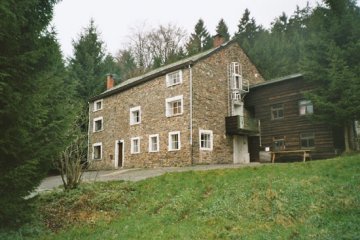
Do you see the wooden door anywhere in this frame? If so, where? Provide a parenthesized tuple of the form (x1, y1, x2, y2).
(118, 142, 123, 167)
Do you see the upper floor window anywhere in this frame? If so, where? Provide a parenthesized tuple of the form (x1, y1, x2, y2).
(299, 100, 313, 115)
(149, 134, 160, 152)
(94, 99, 103, 111)
(168, 131, 181, 151)
(130, 106, 141, 125)
(166, 95, 183, 117)
(166, 70, 182, 87)
(271, 103, 284, 120)
(93, 117, 103, 132)
(200, 130, 213, 151)
(92, 142, 102, 160)
(300, 133, 315, 149)
(131, 137, 140, 154)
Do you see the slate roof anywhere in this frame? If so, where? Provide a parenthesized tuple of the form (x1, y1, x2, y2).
(250, 73, 303, 89)
(90, 40, 237, 101)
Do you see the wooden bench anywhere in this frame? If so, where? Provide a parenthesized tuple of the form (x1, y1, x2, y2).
(271, 150, 311, 163)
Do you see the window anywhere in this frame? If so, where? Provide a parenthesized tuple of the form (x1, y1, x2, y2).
(273, 137, 286, 151)
(300, 133, 315, 149)
(92, 143, 102, 160)
(93, 117, 103, 132)
(166, 95, 183, 117)
(131, 137, 140, 154)
(130, 106, 141, 125)
(94, 99, 103, 111)
(168, 131, 181, 151)
(149, 134, 159, 152)
(299, 100, 313, 115)
(271, 103, 284, 120)
(166, 70, 182, 87)
(200, 130, 213, 151)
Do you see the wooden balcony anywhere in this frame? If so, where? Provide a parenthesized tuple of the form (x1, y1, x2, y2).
(225, 115, 259, 135)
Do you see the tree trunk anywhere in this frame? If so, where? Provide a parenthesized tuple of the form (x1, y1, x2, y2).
(344, 123, 351, 153)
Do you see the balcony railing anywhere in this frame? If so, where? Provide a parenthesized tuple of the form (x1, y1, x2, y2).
(225, 115, 259, 135)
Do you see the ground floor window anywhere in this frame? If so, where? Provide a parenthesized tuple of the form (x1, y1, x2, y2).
(149, 134, 159, 152)
(300, 133, 315, 149)
(199, 130, 213, 151)
(92, 142, 102, 160)
(131, 137, 140, 154)
(273, 137, 286, 151)
(168, 131, 181, 151)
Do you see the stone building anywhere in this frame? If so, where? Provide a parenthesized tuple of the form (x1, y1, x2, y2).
(88, 39, 264, 169)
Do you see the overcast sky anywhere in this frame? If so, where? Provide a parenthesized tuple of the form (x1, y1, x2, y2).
(51, 0, 355, 58)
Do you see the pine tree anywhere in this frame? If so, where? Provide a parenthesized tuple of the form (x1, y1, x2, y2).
(186, 19, 213, 56)
(215, 19, 230, 41)
(301, 0, 360, 151)
(0, 0, 76, 226)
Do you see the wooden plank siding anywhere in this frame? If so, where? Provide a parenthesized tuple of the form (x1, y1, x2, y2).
(245, 76, 343, 159)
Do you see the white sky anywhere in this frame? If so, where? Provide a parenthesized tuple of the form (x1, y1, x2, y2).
(51, 0, 356, 58)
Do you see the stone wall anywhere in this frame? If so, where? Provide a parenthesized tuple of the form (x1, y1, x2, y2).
(88, 42, 264, 169)
(191, 43, 264, 164)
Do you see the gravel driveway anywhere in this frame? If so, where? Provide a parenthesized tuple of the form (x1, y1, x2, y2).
(36, 162, 261, 194)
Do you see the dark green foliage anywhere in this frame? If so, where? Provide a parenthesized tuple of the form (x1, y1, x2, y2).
(215, 19, 230, 41)
(301, 0, 360, 151)
(67, 19, 116, 133)
(235, 6, 311, 79)
(186, 19, 213, 56)
(68, 19, 108, 102)
(0, 0, 76, 227)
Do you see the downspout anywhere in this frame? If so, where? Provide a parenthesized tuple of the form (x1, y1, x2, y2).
(189, 64, 193, 165)
(87, 102, 91, 164)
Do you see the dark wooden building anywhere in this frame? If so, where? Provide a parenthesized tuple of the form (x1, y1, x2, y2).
(244, 74, 344, 161)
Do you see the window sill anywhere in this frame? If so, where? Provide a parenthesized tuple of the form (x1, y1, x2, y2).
(130, 122, 141, 126)
(168, 149, 180, 152)
(200, 148, 213, 151)
(166, 82, 182, 88)
(93, 129, 104, 133)
(92, 158, 102, 161)
(166, 113, 183, 118)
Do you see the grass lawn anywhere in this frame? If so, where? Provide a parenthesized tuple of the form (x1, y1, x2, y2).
(2, 155, 360, 239)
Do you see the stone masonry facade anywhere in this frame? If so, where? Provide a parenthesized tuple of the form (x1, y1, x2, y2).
(88, 41, 264, 169)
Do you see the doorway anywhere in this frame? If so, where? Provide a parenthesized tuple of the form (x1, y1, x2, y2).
(115, 140, 124, 168)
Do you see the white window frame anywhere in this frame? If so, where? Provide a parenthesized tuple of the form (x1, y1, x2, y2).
(299, 100, 314, 116)
(168, 131, 181, 151)
(165, 95, 183, 117)
(131, 137, 140, 154)
(93, 99, 103, 112)
(199, 130, 213, 151)
(93, 116, 103, 132)
(92, 142, 102, 160)
(130, 106, 141, 125)
(166, 70, 183, 87)
(148, 134, 160, 152)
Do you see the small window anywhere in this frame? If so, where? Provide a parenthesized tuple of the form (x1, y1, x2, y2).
(92, 143, 102, 160)
(149, 134, 159, 152)
(93, 117, 103, 132)
(131, 137, 140, 154)
(94, 99, 103, 111)
(300, 133, 315, 149)
(299, 100, 313, 115)
(168, 131, 181, 151)
(166, 70, 182, 87)
(273, 137, 285, 151)
(166, 95, 183, 117)
(271, 103, 284, 120)
(130, 106, 141, 125)
(200, 130, 213, 151)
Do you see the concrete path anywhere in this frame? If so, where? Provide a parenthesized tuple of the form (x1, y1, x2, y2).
(36, 162, 261, 193)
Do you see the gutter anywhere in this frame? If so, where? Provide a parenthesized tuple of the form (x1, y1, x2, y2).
(189, 64, 193, 165)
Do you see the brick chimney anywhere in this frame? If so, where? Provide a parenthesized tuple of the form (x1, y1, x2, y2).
(213, 34, 224, 48)
(106, 74, 114, 90)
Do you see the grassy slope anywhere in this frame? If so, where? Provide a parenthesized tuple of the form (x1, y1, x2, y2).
(5, 155, 360, 239)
